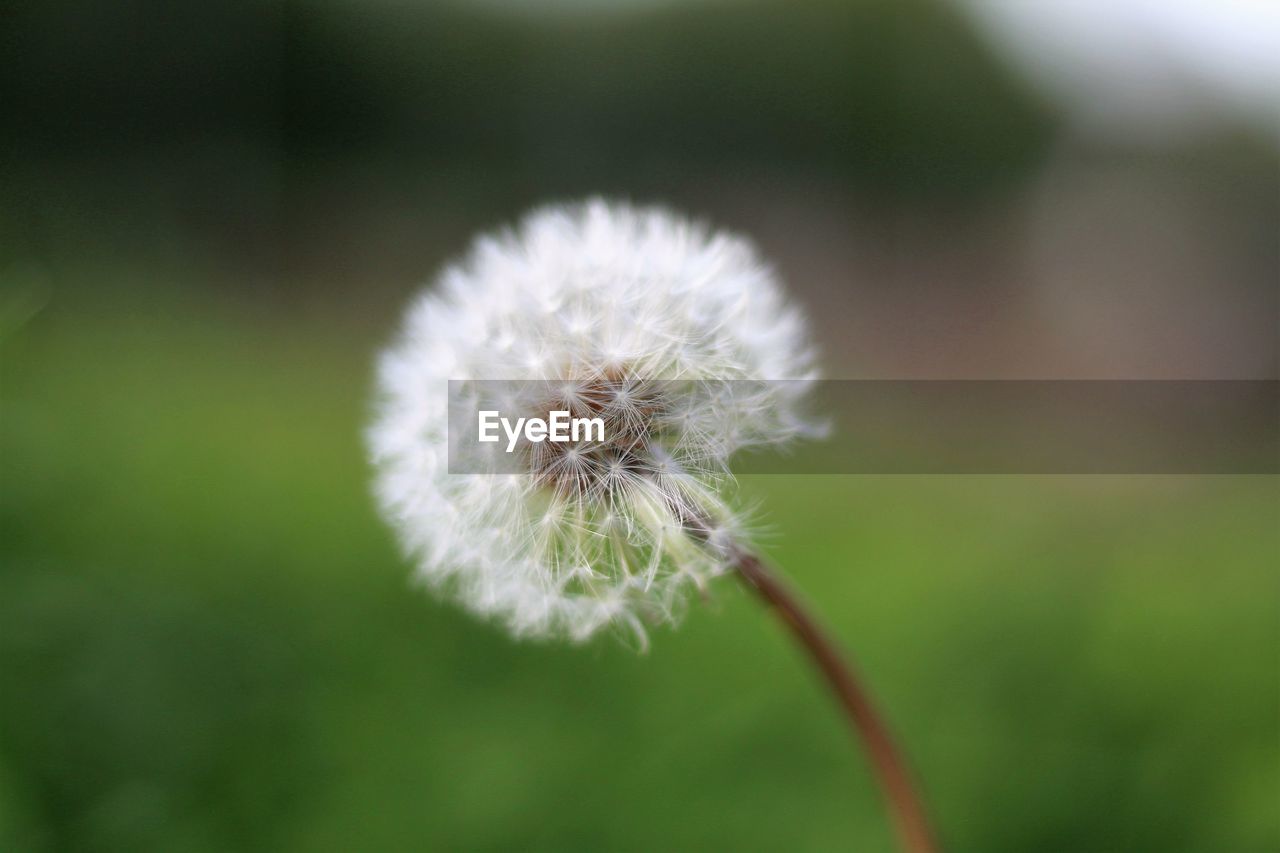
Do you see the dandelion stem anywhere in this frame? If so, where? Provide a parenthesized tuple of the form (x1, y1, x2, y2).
(730, 548, 939, 853)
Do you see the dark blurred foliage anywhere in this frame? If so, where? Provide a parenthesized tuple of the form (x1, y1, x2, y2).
(1, 0, 1055, 285)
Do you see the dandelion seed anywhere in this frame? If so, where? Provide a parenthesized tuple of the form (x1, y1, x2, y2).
(368, 199, 817, 643)
(366, 198, 937, 853)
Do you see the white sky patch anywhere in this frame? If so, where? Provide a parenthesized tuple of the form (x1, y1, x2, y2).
(953, 0, 1280, 141)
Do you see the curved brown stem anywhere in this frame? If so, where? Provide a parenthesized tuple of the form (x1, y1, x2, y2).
(731, 547, 939, 853)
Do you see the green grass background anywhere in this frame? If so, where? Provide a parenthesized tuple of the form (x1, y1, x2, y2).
(2, 285, 1276, 852)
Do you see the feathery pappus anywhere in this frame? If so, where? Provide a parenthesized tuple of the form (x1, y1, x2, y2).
(368, 199, 819, 644)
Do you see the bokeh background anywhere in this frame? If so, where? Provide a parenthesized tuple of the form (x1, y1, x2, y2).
(2, 0, 1277, 850)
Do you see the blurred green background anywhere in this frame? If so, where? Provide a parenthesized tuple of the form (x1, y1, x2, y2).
(2, 0, 1277, 850)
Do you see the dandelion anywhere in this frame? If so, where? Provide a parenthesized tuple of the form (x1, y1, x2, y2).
(367, 199, 936, 853)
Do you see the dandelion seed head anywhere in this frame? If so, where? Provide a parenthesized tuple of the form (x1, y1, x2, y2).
(368, 199, 818, 644)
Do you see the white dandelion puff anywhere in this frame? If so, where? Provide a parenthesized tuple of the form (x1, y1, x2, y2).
(365, 199, 940, 851)
(367, 199, 819, 644)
